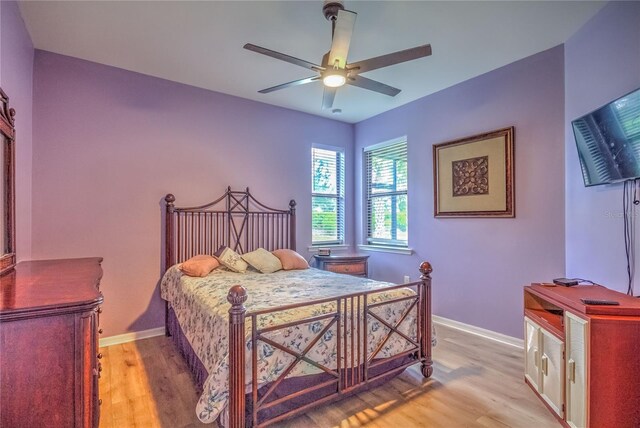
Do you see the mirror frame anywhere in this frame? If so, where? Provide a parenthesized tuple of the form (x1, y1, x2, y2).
(0, 87, 16, 276)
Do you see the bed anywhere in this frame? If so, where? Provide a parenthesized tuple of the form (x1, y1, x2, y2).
(161, 187, 433, 427)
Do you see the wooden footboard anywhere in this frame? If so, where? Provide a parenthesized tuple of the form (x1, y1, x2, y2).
(227, 262, 433, 428)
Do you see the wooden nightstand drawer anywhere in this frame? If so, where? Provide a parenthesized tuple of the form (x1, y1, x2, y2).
(325, 261, 366, 276)
(313, 254, 369, 278)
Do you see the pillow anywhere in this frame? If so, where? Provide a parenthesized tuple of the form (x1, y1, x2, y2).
(242, 248, 282, 273)
(272, 249, 309, 270)
(179, 255, 220, 277)
(214, 246, 249, 273)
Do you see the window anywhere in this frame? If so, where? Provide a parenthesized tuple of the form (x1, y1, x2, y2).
(312, 146, 345, 245)
(364, 139, 408, 247)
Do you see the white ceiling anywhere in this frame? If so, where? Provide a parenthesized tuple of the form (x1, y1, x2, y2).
(19, 1, 604, 123)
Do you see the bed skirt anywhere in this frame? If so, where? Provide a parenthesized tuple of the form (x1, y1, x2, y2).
(167, 307, 414, 424)
(168, 306, 209, 391)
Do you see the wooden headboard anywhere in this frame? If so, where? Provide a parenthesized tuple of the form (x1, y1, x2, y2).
(164, 187, 296, 270)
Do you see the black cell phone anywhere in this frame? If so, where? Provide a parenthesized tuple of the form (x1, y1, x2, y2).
(553, 278, 579, 287)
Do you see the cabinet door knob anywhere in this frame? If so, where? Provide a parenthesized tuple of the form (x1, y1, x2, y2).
(568, 359, 576, 382)
(98, 364, 102, 372)
(97, 353, 103, 359)
(541, 355, 549, 375)
(98, 329, 103, 334)
(97, 307, 103, 314)
(99, 399, 103, 406)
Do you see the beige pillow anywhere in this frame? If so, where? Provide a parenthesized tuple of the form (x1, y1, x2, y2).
(179, 255, 220, 277)
(214, 246, 248, 273)
(242, 248, 282, 273)
(272, 249, 309, 270)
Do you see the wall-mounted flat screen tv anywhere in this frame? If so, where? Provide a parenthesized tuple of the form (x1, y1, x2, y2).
(573, 87, 640, 186)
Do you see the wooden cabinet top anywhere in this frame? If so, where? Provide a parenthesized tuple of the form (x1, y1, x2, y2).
(527, 283, 640, 317)
(313, 254, 369, 262)
(0, 258, 103, 320)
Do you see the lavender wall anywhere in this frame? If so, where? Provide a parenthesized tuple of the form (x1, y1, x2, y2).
(32, 51, 353, 336)
(1, 0, 33, 261)
(565, 2, 640, 294)
(355, 46, 566, 338)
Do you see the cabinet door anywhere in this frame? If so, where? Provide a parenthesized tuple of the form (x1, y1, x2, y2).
(524, 317, 541, 391)
(565, 312, 588, 428)
(540, 330, 564, 417)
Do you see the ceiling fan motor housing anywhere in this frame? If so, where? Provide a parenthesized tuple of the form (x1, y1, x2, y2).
(323, 0, 345, 21)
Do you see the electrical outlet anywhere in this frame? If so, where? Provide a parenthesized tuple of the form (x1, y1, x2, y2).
(403, 275, 410, 283)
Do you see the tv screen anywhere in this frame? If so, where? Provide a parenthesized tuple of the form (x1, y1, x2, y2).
(573, 87, 640, 186)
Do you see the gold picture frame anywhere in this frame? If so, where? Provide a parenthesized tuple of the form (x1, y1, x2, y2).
(433, 127, 514, 218)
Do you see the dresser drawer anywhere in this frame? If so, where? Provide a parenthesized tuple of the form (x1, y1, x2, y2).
(324, 261, 366, 276)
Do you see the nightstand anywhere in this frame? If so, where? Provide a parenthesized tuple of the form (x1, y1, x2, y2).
(313, 254, 369, 278)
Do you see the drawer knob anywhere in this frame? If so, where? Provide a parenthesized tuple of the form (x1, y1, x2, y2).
(98, 364, 102, 372)
(98, 329, 103, 335)
(97, 353, 103, 360)
(99, 399, 103, 406)
(97, 307, 103, 314)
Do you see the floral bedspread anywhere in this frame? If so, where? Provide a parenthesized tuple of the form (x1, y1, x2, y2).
(160, 266, 423, 424)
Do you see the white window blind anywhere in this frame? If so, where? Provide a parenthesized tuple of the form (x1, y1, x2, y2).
(312, 147, 345, 245)
(364, 140, 408, 246)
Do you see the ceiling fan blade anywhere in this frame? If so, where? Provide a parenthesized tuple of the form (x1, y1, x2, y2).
(347, 44, 432, 74)
(244, 43, 324, 72)
(322, 87, 337, 110)
(328, 10, 357, 69)
(347, 75, 401, 97)
(258, 76, 321, 94)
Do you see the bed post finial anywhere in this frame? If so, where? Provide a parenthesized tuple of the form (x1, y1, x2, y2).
(165, 193, 175, 205)
(419, 261, 433, 379)
(419, 261, 432, 279)
(227, 285, 247, 428)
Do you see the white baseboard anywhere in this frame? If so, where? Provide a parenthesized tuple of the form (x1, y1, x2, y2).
(98, 318, 522, 349)
(99, 327, 165, 347)
(433, 315, 524, 349)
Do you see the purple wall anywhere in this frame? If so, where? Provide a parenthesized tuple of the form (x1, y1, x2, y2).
(565, 2, 640, 294)
(23, 1, 640, 340)
(355, 46, 566, 338)
(32, 51, 354, 336)
(1, 0, 33, 261)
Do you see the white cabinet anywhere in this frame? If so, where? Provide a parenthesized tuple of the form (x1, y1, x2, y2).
(524, 317, 540, 391)
(524, 317, 564, 418)
(565, 312, 588, 428)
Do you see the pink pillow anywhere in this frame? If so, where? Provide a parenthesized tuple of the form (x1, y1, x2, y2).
(179, 255, 220, 277)
(272, 249, 309, 270)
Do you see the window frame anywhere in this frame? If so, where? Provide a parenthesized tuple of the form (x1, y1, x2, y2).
(363, 137, 408, 248)
(311, 144, 346, 246)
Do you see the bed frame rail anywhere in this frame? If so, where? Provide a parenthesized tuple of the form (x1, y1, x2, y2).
(227, 262, 433, 428)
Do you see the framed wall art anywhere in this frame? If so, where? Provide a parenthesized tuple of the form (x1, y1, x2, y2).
(433, 127, 514, 218)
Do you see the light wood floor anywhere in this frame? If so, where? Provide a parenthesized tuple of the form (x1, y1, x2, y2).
(98, 324, 560, 428)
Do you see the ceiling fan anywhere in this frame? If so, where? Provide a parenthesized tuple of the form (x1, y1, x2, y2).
(244, 0, 432, 110)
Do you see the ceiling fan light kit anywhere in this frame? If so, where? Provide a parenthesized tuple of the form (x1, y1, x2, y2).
(323, 69, 347, 88)
(244, 0, 432, 110)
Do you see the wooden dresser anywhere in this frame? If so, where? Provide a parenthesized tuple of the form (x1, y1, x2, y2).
(524, 283, 640, 428)
(0, 258, 104, 428)
(313, 254, 369, 277)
